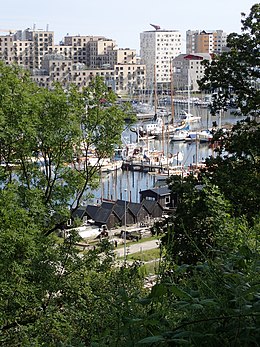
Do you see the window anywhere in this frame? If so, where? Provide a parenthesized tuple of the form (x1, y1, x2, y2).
(146, 197, 155, 201)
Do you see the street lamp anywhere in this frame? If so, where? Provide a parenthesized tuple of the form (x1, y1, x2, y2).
(124, 188, 127, 263)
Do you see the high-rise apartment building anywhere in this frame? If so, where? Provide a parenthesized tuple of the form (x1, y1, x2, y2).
(140, 28, 182, 89)
(0, 28, 54, 69)
(186, 30, 227, 54)
(0, 33, 14, 64)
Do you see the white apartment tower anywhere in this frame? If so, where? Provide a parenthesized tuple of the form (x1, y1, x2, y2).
(140, 27, 182, 89)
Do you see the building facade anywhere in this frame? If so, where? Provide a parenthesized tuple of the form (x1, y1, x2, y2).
(0, 28, 145, 95)
(0, 28, 55, 70)
(31, 52, 146, 95)
(186, 30, 227, 54)
(173, 53, 212, 92)
(140, 28, 182, 89)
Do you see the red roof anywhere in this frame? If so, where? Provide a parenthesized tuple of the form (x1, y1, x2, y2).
(184, 54, 204, 60)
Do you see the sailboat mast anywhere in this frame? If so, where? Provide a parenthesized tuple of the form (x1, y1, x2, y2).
(162, 120, 164, 156)
(170, 60, 174, 124)
(154, 64, 157, 115)
(188, 71, 191, 115)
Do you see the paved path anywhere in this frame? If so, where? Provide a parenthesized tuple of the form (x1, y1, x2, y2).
(115, 239, 159, 257)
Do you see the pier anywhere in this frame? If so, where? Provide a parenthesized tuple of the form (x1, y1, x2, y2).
(122, 160, 166, 173)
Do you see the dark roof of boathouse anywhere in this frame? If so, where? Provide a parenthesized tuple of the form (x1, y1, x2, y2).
(94, 206, 112, 224)
(128, 201, 143, 216)
(113, 199, 129, 219)
(86, 205, 99, 220)
(142, 200, 160, 214)
(140, 186, 171, 197)
(71, 206, 87, 220)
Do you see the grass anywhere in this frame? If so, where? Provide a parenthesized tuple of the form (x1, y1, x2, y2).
(142, 261, 161, 276)
(118, 248, 163, 275)
(117, 235, 158, 248)
(126, 248, 161, 262)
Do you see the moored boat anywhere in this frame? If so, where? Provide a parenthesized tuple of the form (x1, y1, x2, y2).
(171, 129, 190, 141)
(185, 129, 213, 143)
(179, 110, 201, 123)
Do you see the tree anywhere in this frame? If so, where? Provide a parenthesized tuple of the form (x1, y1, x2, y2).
(70, 76, 132, 215)
(199, 3, 260, 118)
(0, 185, 148, 346)
(0, 64, 132, 234)
(157, 178, 235, 265)
(201, 119, 260, 222)
(198, 4, 260, 222)
(135, 218, 260, 346)
(136, 17, 260, 337)
(153, 4, 260, 264)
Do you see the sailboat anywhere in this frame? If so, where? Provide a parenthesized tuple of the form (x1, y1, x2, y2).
(141, 63, 191, 139)
(178, 72, 201, 123)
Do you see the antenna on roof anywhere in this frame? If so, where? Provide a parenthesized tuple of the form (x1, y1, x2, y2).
(150, 23, 161, 30)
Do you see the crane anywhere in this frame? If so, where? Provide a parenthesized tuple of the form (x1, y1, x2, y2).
(150, 24, 161, 30)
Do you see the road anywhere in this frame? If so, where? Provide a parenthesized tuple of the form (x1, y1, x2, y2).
(114, 239, 159, 257)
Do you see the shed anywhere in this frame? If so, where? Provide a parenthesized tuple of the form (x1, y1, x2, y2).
(142, 199, 164, 218)
(113, 199, 133, 226)
(85, 205, 99, 221)
(140, 186, 174, 208)
(71, 206, 87, 220)
(128, 201, 149, 224)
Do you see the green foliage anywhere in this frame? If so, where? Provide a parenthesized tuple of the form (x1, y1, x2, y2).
(154, 178, 236, 265)
(0, 65, 129, 234)
(134, 225, 260, 346)
(199, 3, 260, 118)
(1, 6, 260, 345)
(202, 119, 260, 222)
(0, 186, 148, 346)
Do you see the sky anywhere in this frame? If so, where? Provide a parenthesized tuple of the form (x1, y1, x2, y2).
(1, 0, 257, 54)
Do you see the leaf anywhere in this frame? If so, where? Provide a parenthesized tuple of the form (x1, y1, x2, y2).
(170, 284, 192, 300)
(138, 298, 152, 306)
(138, 335, 165, 344)
(200, 299, 217, 306)
(150, 283, 167, 299)
(190, 303, 204, 310)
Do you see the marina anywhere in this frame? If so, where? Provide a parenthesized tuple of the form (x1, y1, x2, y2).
(88, 140, 215, 203)
(84, 105, 245, 205)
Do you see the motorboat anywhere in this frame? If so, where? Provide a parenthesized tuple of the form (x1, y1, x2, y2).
(185, 129, 213, 143)
(171, 129, 190, 141)
(179, 110, 201, 123)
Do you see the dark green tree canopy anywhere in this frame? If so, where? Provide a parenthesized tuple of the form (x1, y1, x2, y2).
(197, 4, 260, 223)
(199, 3, 260, 117)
